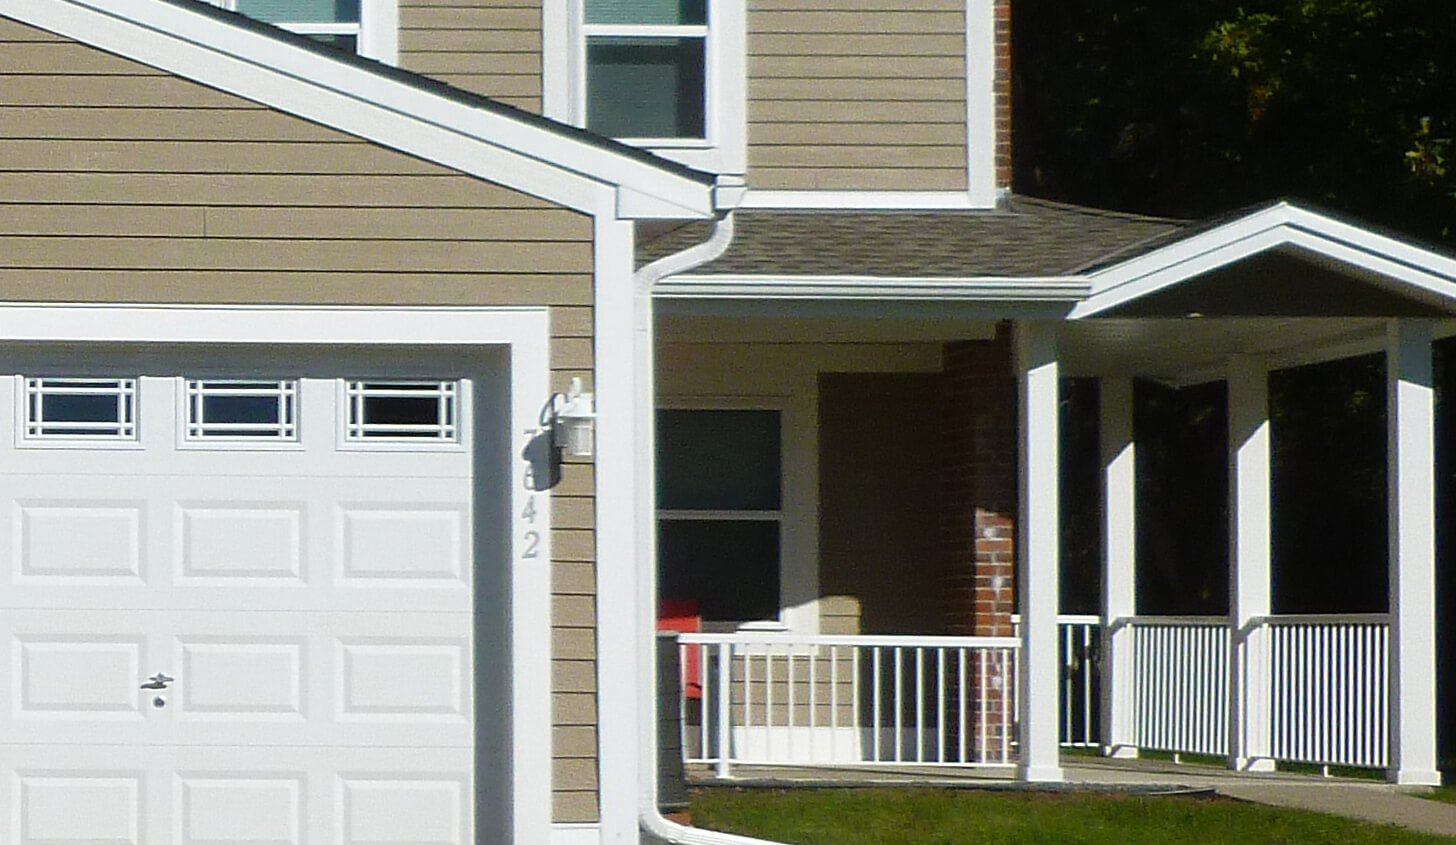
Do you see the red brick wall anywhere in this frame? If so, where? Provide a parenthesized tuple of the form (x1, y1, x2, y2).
(994, 0, 1012, 191)
(941, 323, 1017, 637)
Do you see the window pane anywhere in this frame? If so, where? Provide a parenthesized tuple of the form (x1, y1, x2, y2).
(658, 410, 780, 510)
(587, 37, 705, 139)
(235, 0, 359, 24)
(346, 381, 459, 441)
(306, 33, 359, 53)
(659, 520, 779, 622)
(43, 393, 118, 424)
(585, 0, 706, 26)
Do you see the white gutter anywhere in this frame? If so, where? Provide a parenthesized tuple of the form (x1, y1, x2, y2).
(630, 212, 787, 845)
(657, 274, 1090, 302)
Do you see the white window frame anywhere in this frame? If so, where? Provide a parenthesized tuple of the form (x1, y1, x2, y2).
(656, 397, 817, 634)
(545, 0, 746, 176)
(16, 376, 141, 448)
(206, 0, 398, 65)
(337, 378, 467, 451)
(178, 378, 302, 449)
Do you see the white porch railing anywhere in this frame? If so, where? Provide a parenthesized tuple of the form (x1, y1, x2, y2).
(677, 633, 1019, 776)
(1125, 616, 1230, 757)
(1119, 613, 1391, 770)
(1266, 614, 1389, 769)
(1010, 614, 1101, 749)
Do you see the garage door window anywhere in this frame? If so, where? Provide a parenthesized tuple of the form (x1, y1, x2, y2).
(343, 380, 459, 442)
(22, 377, 138, 441)
(184, 379, 298, 441)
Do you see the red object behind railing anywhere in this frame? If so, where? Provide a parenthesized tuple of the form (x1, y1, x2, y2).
(658, 599, 702, 699)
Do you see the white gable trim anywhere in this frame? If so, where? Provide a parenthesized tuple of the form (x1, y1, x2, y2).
(2, 0, 713, 219)
(1072, 203, 1456, 318)
(657, 274, 1090, 302)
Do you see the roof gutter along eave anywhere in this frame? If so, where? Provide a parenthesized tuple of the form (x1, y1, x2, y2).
(653, 275, 1092, 302)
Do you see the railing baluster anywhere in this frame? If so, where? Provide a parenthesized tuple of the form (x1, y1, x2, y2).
(872, 646, 882, 763)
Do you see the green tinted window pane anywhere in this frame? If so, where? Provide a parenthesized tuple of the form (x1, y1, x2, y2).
(305, 33, 358, 52)
(587, 37, 705, 139)
(659, 520, 779, 622)
(658, 410, 780, 510)
(235, 0, 359, 24)
(585, 0, 706, 26)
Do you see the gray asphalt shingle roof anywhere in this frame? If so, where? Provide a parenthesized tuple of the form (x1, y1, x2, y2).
(638, 195, 1191, 278)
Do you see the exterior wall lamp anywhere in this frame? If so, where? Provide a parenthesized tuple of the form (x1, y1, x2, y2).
(548, 377, 596, 458)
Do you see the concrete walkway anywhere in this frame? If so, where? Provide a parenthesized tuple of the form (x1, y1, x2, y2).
(690, 756, 1456, 838)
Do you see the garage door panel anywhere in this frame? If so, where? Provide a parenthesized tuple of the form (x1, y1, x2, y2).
(1, 359, 489, 842)
(1, 746, 474, 845)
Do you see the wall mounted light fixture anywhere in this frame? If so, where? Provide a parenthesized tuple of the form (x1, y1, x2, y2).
(548, 377, 596, 458)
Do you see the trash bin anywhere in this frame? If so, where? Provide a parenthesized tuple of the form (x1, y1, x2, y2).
(657, 631, 690, 817)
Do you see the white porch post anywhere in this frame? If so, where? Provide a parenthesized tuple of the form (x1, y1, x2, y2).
(1016, 321, 1064, 782)
(1386, 319, 1441, 785)
(1227, 356, 1274, 772)
(1099, 377, 1138, 758)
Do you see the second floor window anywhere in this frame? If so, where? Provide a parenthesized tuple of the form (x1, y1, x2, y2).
(207, 0, 397, 63)
(584, 0, 708, 141)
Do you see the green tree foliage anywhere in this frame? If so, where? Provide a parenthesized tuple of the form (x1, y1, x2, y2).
(1014, 0, 1456, 240)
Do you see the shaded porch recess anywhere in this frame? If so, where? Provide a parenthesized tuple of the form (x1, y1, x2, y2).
(655, 237, 1456, 786)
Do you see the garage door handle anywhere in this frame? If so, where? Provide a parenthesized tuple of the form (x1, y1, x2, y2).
(140, 673, 174, 690)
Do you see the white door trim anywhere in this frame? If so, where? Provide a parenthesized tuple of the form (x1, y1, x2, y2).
(0, 302, 554, 843)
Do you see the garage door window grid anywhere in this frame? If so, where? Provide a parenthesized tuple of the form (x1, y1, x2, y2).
(344, 380, 459, 442)
(184, 379, 298, 441)
(22, 377, 137, 441)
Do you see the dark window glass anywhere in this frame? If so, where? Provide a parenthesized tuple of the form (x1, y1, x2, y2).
(235, 0, 359, 23)
(586, 37, 706, 139)
(657, 410, 780, 510)
(204, 395, 280, 426)
(659, 520, 779, 622)
(41, 393, 117, 424)
(584, 0, 705, 26)
(306, 33, 359, 53)
(365, 395, 438, 427)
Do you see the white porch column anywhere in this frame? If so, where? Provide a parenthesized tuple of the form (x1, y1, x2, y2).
(1386, 319, 1440, 785)
(1227, 356, 1274, 772)
(1016, 321, 1064, 782)
(1099, 377, 1138, 758)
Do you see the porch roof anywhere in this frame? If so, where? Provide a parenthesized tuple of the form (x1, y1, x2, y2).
(638, 196, 1190, 277)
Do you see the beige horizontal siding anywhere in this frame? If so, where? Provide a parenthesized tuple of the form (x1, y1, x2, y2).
(747, 1, 968, 191)
(1, 14, 597, 824)
(398, 0, 543, 111)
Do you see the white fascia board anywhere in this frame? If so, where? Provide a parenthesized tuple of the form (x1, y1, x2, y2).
(1281, 206, 1456, 281)
(1074, 202, 1456, 319)
(656, 274, 1090, 301)
(740, 190, 991, 210)
(5, 0, 712, 219)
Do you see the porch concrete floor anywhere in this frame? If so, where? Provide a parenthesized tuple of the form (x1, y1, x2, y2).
(687, 756, 1456, 838)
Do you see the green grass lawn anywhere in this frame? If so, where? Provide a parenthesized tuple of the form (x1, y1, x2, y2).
(691, 787, 1456, 845)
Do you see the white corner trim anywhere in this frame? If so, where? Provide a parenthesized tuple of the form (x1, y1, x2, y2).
(1072, 203, 1456, 319)
(656, 275, 1091, 301)
(740, 190, 992, 210)
(541, 0, 573, 122)
(357, 0, 397, 65)
(0, 301, 555, 843)
(550, 824, 602, 845)
(3, 0, 711, 219)
(965, 0, 997, 207)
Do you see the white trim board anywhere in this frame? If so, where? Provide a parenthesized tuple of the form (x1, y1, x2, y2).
(1073, 203, 1456, 318)
(1, 0, 714, 220)
(656, 275, 1090, 302)
(739, 190, 1002, 211)
(0, 301, 554, 843)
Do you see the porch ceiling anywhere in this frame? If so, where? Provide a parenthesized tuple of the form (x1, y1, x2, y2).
(1057, 316, 1396, 383)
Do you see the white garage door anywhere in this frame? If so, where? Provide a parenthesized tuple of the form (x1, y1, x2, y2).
(0, 358, 486, 844)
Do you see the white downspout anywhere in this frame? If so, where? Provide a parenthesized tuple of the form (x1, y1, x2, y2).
(629, 213, 785, 845)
